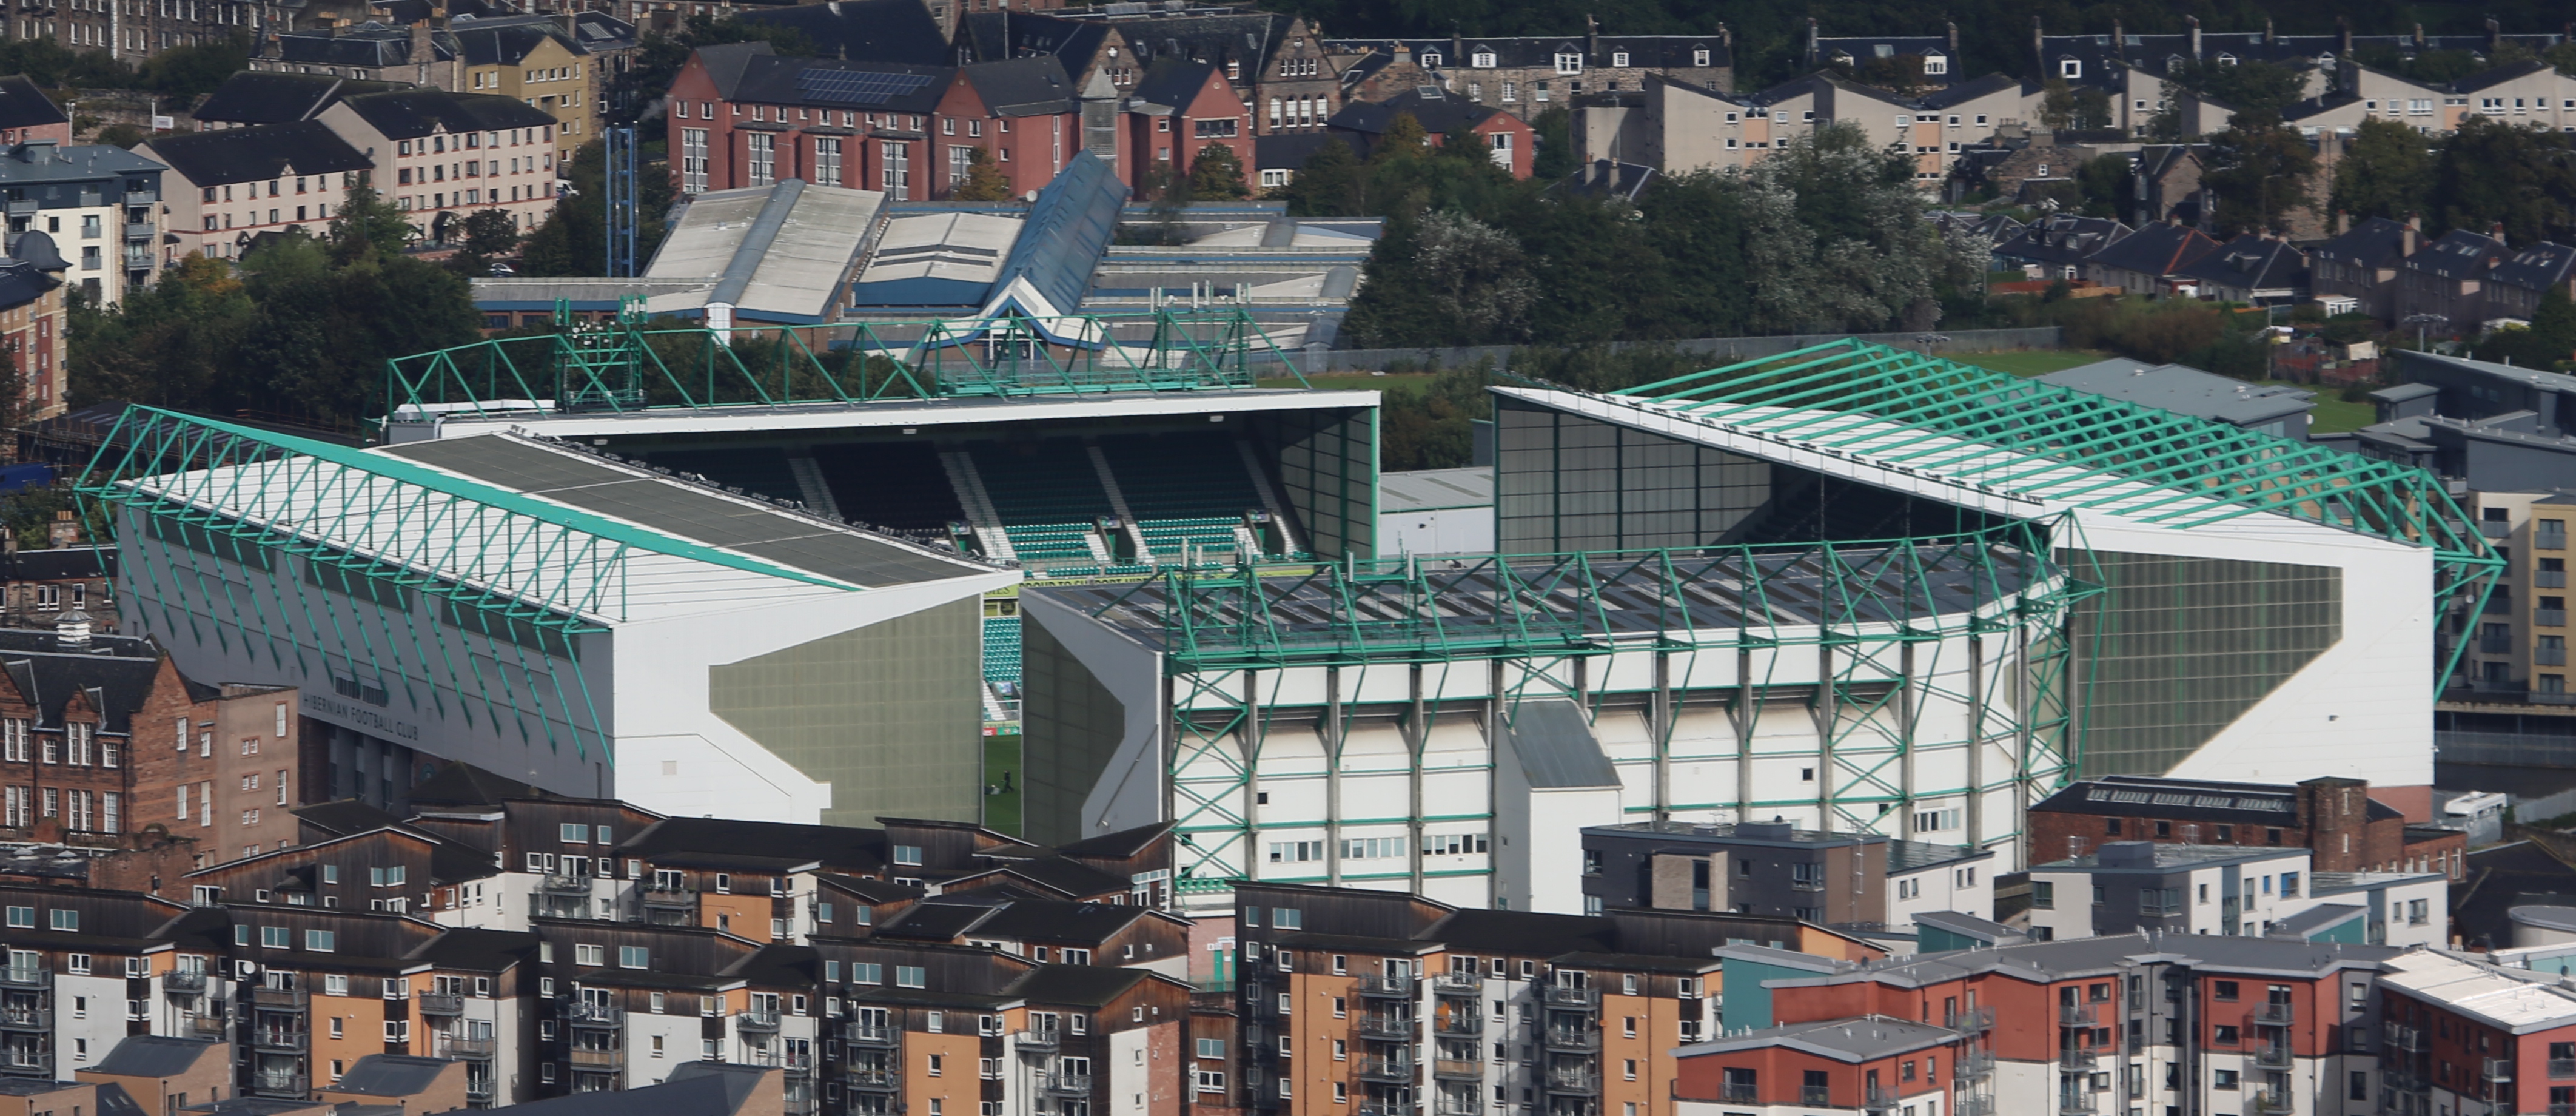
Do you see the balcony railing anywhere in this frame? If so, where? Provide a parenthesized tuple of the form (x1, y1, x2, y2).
(1544, 1069, 1600, 1094)
(1718, 1084, 1757, 1104)
(0, 964, 47, 987)
(1541, 1027, 1600, 1052)
(540, 873, 594, 895)
(1956, 1050, 1996, 1078)
(246, 987, 309, 1012)
(1355, 1057, 1415, 1083)
(737, 1009, 782, 1032)
(1358, 975, 1416, 998)
(250, 1072, 306, 1098)
(1803, 1087, 1833, 1107)
(845, 1067, 897, 1092)
(641, 884, 699, 909)
(436, 1035, 497, 1059)
(417, 993, 464, 1016)
(2552, 1057, 2576, 1078)
(250, 1029, 308, 1052)
(2383, 1066, 2427, 1094)
(2544, 648, 2571, 667)
(2255, 1043, 2290, 1067)
(1040, 1073, 1092, 1095)
(1432, 972, 1481, 995)
(2487, 1058, 2515, 1083)
(1864, 1087, 1900, 1114)
(846, 1024, 900, 1046)
(465, 1080, 495, 1102)
(569, 1047, 622, 1068)
(1956, 1094, 1996, 1116)
(2386, 1023, 2427, 1052)
(0, 1007, 47, 1032)
(163, 970, 208, 994)
(1013, 1029, 1060, 1050)
(2059, 1003, 2099, 1026)
(2252, 1001, 2295, 1026)
(1947, 1007, 1995, 1033)
(121, 221, 152, 241)
(1542, 986, 1601, 1009)
(187, 1015, 227, 1040)
(1790, 875, 1825, 891)
(2059, 1091, 2099, 1114)
(1432, 1013, 1484, 1036)
(566, 1002, 621, 1028)
(2543, 609, 2569, 628)
(2059, 1047, 2098, 1071)
(1357, 1013, 1413, 1039)
(2254, 1089, 2294, 1114)
(1434, 1058, 1483, 1080)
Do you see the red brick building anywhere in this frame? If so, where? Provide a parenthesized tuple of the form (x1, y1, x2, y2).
(1125, 61, 1252, 194)
(925, 57, 1090, 200)
(1323, 86, 1537, 179)
(2027, 773, 2468, 879)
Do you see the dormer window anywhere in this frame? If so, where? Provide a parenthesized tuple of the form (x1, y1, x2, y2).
(2059, 58, 2082, 79)
(1923, 55, 1948, 75)
(1472, 51, 1495, 68)
(1692, 49, 1710, 67)
(1611, 52, 1629, 67)
(1419, 53, 1440, 69)
(2217, 53, 2239, 66)
(1555, 52, 1583, 75)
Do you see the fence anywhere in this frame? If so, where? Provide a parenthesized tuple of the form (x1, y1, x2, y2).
(1255, 327, 2068, 375)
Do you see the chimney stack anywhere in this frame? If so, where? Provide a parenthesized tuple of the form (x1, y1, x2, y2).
(2403, 212, 2420, 255)
(1586, 13, 1599, 64)
(2338, 15, 2353, 57)
(2187, 15, 2202, 60)
(2031, 15, 2044, 74)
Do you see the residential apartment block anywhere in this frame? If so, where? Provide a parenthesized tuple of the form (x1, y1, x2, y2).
(1578, 821, 1996, 938)
(0, 141, 164, 311)
(2030, 775, 2469, 879)
(135, 123, 375, 264)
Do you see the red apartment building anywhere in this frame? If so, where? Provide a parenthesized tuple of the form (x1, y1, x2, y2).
(1125, 61, 1252, 192)
(2028, 774, 2469, 880)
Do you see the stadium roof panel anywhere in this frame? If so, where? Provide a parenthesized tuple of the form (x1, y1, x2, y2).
(399, 386, 1382, 440)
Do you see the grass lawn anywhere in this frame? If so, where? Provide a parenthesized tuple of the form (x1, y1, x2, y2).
(1959, 349, 2108, 377)
(2278, 382, 2374, 434)
(982, 733, 1022, 836)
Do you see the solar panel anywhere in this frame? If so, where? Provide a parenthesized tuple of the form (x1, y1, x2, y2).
(797, 69, 934, 106)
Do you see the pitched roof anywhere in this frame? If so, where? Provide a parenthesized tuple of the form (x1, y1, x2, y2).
(292, 798, 409, 838)
(1054, 820, 1171, 861)
(2, 547, 109, 582)
(0, 258, 58, 312)
(335, 89, 555, 140)
(737, 0, 948, 65)
(619, 816, 887, 874)
(2172, 233, 2306, 292)
(1099, 11, 1290, 72)
(0, 628, 170, 731)
(448, 18, 571, 67)
(2453, 59, 2555, 94)
(2084, 221, 2219, 276)
(954, 12, 1115, 77)
(1327, 85, 1506, 137)
(272, 22, 456, 67)
(2488, 240, 2576, 294)
(2403, 227, 2509, 278)
(408, 760, 558, 807)
(193, 72, 396, 126)
(89, 1035, 221, 1077)
(959, 56, 1077, 117)
(711, 50, 952, 115)
(1914, 72, 2024, 109)
(497, 1065, 773, 1116)
(1004, 962, 1159, 1007)
(326, 1055, 453, 1098)
(0, 76, 66, 132)
(403, 926, 537, 970)
(2312, 215, 2415, 270)
(138, 121, 372, 188)
(1131, 59, 1221, 112)
(1993, 213, 2131, 266)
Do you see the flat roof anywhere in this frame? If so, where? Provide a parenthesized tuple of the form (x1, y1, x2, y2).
(2041, 358, 2315, 426)
(2379, 950, 2576, 1032)
(378, 435, 986, 591)
(400, 387, 1381, 441)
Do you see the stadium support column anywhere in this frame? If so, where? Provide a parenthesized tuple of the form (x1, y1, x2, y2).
(1965, 634, 1986, 852)
(1407, 664, 1427, 895)
(1324, 666, 1345, 888)
(1243, 670, 1264, 887)
(1651, 653, 1673, 825)
(1733, 648, 1754, 823)
(1814, 642, 1837, 828)
(2014, 624, 2036, 853)
(1898, 641, 1919, 842)
(1486, 658, 1506, 910)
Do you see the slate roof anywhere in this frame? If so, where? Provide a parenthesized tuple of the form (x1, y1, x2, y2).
(1103, 12, 1291, 73)
(448, 19, 571, 67)
(402, 927, 537, 971)
(0, 76, 67, 132)
(2313, 216, 2417, 271)
(90, 1035, 221, 1077)
(326, 1054, 453, 1097)
(1325, 34, 1728, 70)
(0, 628, 169, 731)
(942, 857, 1128, 899)
(619, 816, 887, 875)
(1131, 59, 1221, 112)
(1327, 85, 1507, 138)
(194, 72, 396, 126)
(335, 89, 556, 140)
(1004, 962, 1159, 1007)
(2, 547, 107, 582)
(2453, 59, 2555, 94)
(2458, 838, 2576, 950)
(2404, 228, 2510, 280)
(1915, 73, 2024, 109)
(0, 143, 167, 189)
(2084, 220, 2219, 277)
(2172, 232, 2307, 292)
(139, 121, 372, 188)
(496, 1066, 772, 1116)
(408, 760, 558, 807)
(1054, 820, 1171, 861)
(953, 12, 1115, 76)
(737, 0, 948, 65)
(0, 257, 56, 310)
(961, 56, 1078, 117)
(1991, 213, 2129, 266)
(272, 22, 457, 67)
(292, 798, 409, 838)
(706, 47, 951, 114)
(2487, 241, 2576, 295)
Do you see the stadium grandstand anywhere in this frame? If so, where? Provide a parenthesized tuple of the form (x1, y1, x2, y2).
(1017, 338, 2494, 911)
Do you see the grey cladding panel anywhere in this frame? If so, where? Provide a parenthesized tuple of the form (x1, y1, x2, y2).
(381, 437, 976, 587)
(1506, 699, 1620, 789)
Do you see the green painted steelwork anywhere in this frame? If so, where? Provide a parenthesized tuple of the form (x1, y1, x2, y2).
(1605, 338, 2501, 689)
(1069, 519, 2099, 887)
(388, 307, 1304, 422)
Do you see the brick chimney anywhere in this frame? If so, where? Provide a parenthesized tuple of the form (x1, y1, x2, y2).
(2187, 15, 2202, 60)
(2403, 212, 2420, 255)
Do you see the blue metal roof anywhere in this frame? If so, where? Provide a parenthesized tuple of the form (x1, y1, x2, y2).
(984, 150, 1128, 317)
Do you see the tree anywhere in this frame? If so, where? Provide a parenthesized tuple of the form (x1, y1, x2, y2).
(2477, 287, 2576, 368)
(517, 140, 673, 277)
(2039, 78, 2113, 130)
(445, 209, 522, 277)
(2202, 124, 2317, 236)
(1340, 210, 1534, 346)
(2331, 117, 2435, 223)
(2164, 59, 2308, 127)
(2430, 116, 2576, 245)
(329, 182, 412, 263)
(1372, 113, 1431, 163)
(950, 146, 1015, 201)
(1186, 141, 1250, 200)
(1738, 121, 1985, 333)
(1279, 137, 1363, 216)
(2075, 153, 2130, 218)
(1529, 106, 1575, 180)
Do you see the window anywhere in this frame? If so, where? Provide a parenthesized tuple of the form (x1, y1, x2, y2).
(2059, 59, 2082, 78)
(1611, 52, 1629, 67)
(575, 944, 605, 966)
(1474, 51, 1496, 67)
(305, 929, 335, 952)
(1554, 53, 1582, 74)
(893, 844, 924, 866)
(620, 946, 649, 969)
(896, 966, 926, 988)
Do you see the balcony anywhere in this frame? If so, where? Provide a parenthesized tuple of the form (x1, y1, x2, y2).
(565, 1003, 620, 1029)
(2059, 1003, 2098, 1027)
(187, 1015, 227, 1040)
(250, 1072, 306, 1098)
(1541, 1027, 1600, 1052)
(569, 1046, 622, 1069)
(1357, 1013, 1413, 1040)
(1544, 1069, 1599, 1095)
(2059, 1047, 2098, 1071)
(0, 963, 47, 987)
(2254, 1089, 2294, 1114)
(1434, 1058, 1483, 1081)
(1432, 972, 1481, 996)
(2252, 1001, 2295, 1026)
(250, 1028, 308, 1053)
(2386, 1023, 2427, 1052)
(1802, 1087, 1833, 1108)
(641, 884, 698, 910)
(1956, 1050, 1996, 1078)
(417, 993, 464, 1016)
(2059, 1091, 2099, 1115)
(2545, 568, 2572, 589)
(1947, 1007, 1995, 1033)
(1864, 1088, 1900, 1114)
(2487, 1058, 2515, 1083)
(435, 1035, 496, 1060)
(1957, 1094, 1996, 1116)
(2545, 609, 2570, 628)
(2255, 1043, 2290, 1067)
(2552, 1057, 2576, 1078)
(1718, 1084, 1757, 1104)
(846, 1024, 901, 1047)
(1013, 1029, 1060, 1051)
(2383, 1067, 2427, 1094)
(163, 970, 207, 995)
(1433, 1013, 1484, 1037)
(2482, 635, 2514, 654)
(1358, 975, 1416, 998)
(1542, 986, 1601, 1009)
(1040, 1073, 1092, 1096)
(121, 221, 151, 241)
(736, 1009, 781, 1033)
(844, 1067, 898, 1092)
(1355, 1057, 1415, 1084)
(540, 873, 592, 895)
(2483, 520, 2513, 539)
(0, 1006, 46, 1032)
(465, 1080, 495, 1103)
(2545, 648, 2571, 667)
(246, 987, 309, 1013)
